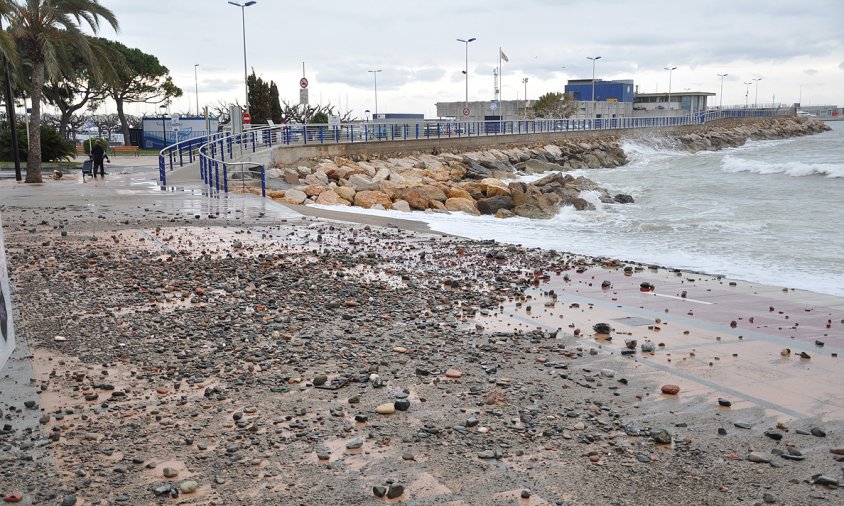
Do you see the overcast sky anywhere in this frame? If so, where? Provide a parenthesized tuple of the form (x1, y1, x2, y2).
(91, 0, 843, 118)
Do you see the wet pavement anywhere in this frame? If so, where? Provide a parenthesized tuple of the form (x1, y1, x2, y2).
(476, 263, 844, 422)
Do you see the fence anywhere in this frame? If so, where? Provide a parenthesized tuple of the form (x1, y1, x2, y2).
(159, 107, 794, 191)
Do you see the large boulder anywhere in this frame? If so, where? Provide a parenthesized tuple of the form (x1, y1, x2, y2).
(479, 178, 511, 197)
(344, 173, 379, 191)
(315, 190, 351, 206)
(281, 189, 307, 205)
(513, 204, 550, 219)
(464, 160, 492, 179)
(445, 197, 480, 216)
(477, 196, 515, 215)
(335, 186, 356, 202)
(303, 184, 327, 197)
(447, 187, 474, 200)
(401, 185, 447, 210)
(391, 200, 411, 212)
(354, 190, 392, 209)
(523, 159, 565, 174)
(614, 193, 635, 204)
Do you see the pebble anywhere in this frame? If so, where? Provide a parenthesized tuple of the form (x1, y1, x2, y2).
(717, 398, 732, 407)
(764, 431, 783, 441)
(2, 493, 23, 503)
(445, 369, 463, 378)
(313, 374, 328, 386)
(747, 452, 772, 463)
(763, 492, 777, 504)
(661, 384, 680, 395)
(394, 399, 411, 411)
(180, 480, 199, 494)
(375, 403, 396, 415)
(521, 490, 531, 499)
(373, 486, 386, 498)
(346, 438, 364, 450)
(386, 484, 405, 499)
(651, 429, 672, 445)
(163, 467, 179, 478)
(60, 495, 77, 506)
(810, 427, 826, 437)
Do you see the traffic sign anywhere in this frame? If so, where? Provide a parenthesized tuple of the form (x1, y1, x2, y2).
(300, 77, 309, 89)
(463, 107, 470, 116)
(243, 112, 251, 124)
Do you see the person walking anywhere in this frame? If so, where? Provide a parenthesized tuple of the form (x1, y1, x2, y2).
(90, 140, 110, 179)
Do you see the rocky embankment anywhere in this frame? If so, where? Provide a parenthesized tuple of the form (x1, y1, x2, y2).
(671, 116, 830, 152)
(263, 138, 632, 219)
(259, 116, 829, 219)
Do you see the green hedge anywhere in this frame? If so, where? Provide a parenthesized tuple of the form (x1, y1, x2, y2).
(0, 124, 75, 162)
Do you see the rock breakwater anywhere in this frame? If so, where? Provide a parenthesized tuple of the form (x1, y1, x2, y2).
(262, 138, 630, 219)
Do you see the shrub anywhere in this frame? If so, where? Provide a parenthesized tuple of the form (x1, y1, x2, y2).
(0, 124, 76, 162)
(79, 137, 109, 156)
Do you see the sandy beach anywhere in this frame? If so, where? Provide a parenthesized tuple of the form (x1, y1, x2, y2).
(1, 161, 842, 505)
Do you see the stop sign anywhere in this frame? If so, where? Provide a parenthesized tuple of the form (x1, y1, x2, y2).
(243, 112, 251, 124)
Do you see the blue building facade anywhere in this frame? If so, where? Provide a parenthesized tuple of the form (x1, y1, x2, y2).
(565, 79, 634, 103)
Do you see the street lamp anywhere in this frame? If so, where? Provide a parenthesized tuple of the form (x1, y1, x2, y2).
(522, 77, 529, 120)
(752, 77, 762, 108)
(744, 81, 752, 108)
(716, 73, 728, 109)
(586, 56, 601, 118)
(365, 110, 370, 122)
(194, 64, 200, 116)
(664, 66, 677, 113)
(368, 69, 382, 118)
(159, 104, 168, 147)
(228, 1, 256, 115)
(457, 37, 476, 109)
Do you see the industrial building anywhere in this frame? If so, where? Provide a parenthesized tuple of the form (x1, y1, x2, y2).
(632, 91, 715, 115)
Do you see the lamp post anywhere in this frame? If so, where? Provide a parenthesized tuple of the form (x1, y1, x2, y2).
(522, 77, 529, 120)
(716, 73, 728, 109)
(457, 37, 476, 109)
(752, 77, 762, 108)
(368, 69, 382, 118)
(664, 66, 677, 113)
(365, 110, 370, 122)
(228, 1, 256, 115)
(159, 105, 168, 148)
(194, 64, 200, 116)
(744, 81, 752, 108)
(586, 56, 601, 117)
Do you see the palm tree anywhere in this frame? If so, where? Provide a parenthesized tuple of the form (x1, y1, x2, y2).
(7, 0, 118, 183)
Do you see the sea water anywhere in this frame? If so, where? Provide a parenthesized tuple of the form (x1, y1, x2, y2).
(316, 122, 844, 296)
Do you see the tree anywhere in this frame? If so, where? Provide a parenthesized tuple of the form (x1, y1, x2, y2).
(247, 70, 274, 125)
(41, 40, 113, 138)
(532, 92, 577, 119)
(99, 38, 181, 145)
(7, 0, 118, 183)
(269, 81, 282, 124)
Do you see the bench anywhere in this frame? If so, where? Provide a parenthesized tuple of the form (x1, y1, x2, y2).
(75, 145, 85, 154)
(111, 146, 140, 157)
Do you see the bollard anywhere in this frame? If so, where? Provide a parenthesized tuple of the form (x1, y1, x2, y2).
(223, 163, 228, 193)
(260, 164, 266, 198)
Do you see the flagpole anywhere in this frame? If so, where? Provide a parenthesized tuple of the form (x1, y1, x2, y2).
(498, 47, 502, 128)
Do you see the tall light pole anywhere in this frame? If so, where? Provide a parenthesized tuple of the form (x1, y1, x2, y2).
(522, 77, 529, 119)
(457, 37, 476, 109)
(194, 64, 200, 116)
(752, 77, 762, 108)
(664, 66, 677, 112)
(587, 56, 601, 117)
(716, 73, 728, 109)
(228, 1, 256, 115)
(368, 69, 382, 118)
(159, 104, 168, 147)
(744, 81, 752, 108)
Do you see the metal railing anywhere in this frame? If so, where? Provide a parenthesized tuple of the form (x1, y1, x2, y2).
(159, 107, 795, 190)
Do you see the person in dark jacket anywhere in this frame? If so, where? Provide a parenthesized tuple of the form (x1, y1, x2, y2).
(90, 140, 110, 178)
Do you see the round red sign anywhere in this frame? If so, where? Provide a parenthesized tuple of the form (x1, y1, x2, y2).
(243, 112, 251, 124)
(463, 107, 470, 116)
(300, 77, 309, 89)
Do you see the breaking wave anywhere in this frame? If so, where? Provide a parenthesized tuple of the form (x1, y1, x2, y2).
(721, 155, 844, 178)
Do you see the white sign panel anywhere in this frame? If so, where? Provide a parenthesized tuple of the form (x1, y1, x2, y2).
(299, 88, 309, 106)
(0, 213, 16, 372)
(328, 115, 340, 127)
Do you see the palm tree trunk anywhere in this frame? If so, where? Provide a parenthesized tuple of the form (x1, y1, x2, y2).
(25, 60, 44, 183)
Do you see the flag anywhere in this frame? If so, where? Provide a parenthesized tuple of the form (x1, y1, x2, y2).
(500, 49, 509, 63)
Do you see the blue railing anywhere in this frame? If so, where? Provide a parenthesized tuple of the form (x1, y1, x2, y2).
(159, 107, 794, 190)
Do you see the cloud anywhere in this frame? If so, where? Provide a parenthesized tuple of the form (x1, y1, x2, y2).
(804, 69, 819, 76)
(840, 61, 844, 70)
